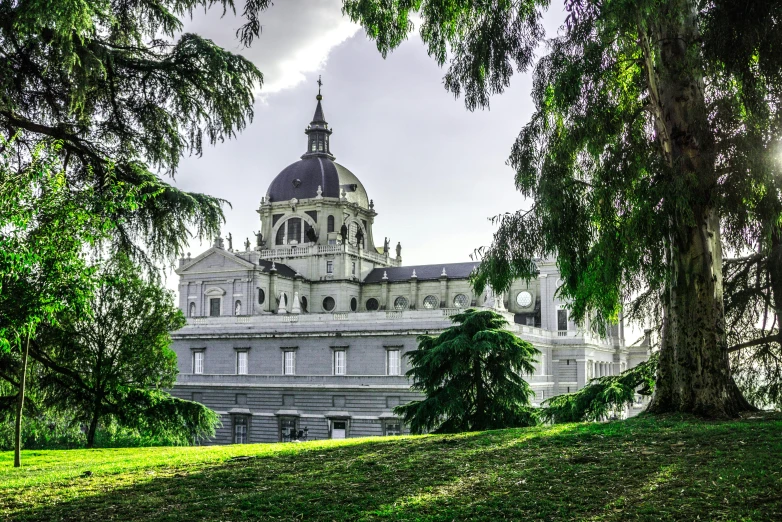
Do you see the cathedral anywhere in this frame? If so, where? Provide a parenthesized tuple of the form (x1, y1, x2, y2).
(170, 88, 650, 444)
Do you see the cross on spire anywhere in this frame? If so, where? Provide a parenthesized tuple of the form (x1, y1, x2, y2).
(317, 75, 323, 95)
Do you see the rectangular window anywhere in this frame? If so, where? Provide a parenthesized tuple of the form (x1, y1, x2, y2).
(384, 422, 402, 436)
(387, 349, 401, 376)
(538, 354, 545, 376)
(326, 260, 334, 274)
(193, 351, 204, 374)
(209, 297, 220, 317)
(234, 416, 247, 444)
(283, 351, 296, 375)
(237, 351, 248, 375)
(557, 309, 568, 331)
(333, 350, 346, 375)
(351, 262, 356, 275)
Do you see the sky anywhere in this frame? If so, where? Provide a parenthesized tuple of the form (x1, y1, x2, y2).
(168, 1, 568, 284)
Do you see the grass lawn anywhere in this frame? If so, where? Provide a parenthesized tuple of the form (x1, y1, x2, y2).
(1, 414, 781, 521)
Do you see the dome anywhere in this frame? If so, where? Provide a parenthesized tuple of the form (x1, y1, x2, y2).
(266, 157, 370, 209)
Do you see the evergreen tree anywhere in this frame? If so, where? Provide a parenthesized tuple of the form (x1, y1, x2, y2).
(340, 0, 782, 417)
(396, 309, 539, 434)
(31, 255, 218, 448)
(0, 0, 266, 262)
(542, 355, 658, 423)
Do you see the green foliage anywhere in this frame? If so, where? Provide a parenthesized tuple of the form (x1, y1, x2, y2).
(343, 0, 782, 415)
(542, 354, 658, 423)
(342, 0, 549, 111)
(0, 0, 268, 261)
(0, 137, 132, 464)
(0, 138, 119, 352)
(395, 309, 539, 433)
(31, 254, 218, 446)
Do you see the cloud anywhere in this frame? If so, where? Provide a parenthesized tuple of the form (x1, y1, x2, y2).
(182, 0, 360, 95)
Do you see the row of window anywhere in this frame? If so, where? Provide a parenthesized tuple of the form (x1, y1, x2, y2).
(190, 292, 475, 317)
(231, 415, 401, 444)
(191, 348, 403, 376)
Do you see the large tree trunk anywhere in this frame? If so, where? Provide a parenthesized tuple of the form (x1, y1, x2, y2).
(649, 209, 750, 415)
(641, 0, 752, 416)
(86, 410, 100, 448)
(13, 332, 30, 468)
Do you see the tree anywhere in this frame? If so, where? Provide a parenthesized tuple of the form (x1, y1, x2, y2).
(1, 0, 266, 464)
(395, 309, 539, 434)
(31, 255, 218, 447)
(542, 355, 658, 423)
(0, 139, 121, 466)
(340, 0, 782, 417)
(0, 0, 266, 263)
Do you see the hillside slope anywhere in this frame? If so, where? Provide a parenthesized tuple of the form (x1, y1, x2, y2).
(2, 415, 781, 521)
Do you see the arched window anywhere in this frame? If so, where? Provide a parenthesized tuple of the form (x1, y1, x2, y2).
(258, 288, 265, 305)
(327, 215, 335, 233)
(347, 222, 358, 245)
(189, 302, 196, 317)
(350, 297, 357, 312)
(287, 218, 302, 244)
(365, 298, 379, 311)
(275, 225, 285, 245)
(234, 300, 242, 316)
(301, 296, 308, 313)
(394, 296, 409, 310)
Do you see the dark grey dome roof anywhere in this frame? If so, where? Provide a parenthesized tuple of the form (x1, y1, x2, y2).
(266, 157, 369, 208)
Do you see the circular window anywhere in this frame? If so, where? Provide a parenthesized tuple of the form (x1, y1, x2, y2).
(350, 297, 358, 312)
(393, 296, 409, 310)
(258, 288, 265, 305)
(516, 291, 533, 308)
(301, 296, 308, 313)
(423, 295, 439, 309)
(453, 294, 469, 308)
(366, 298, 379, 311)
(322, 296, 335, 312)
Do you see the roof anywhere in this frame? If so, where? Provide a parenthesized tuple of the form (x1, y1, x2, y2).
(257, 259, 298, 279)
(363, 262, 479, 283)
(312, 99, 326, 124)
(266, 158, 369, 208)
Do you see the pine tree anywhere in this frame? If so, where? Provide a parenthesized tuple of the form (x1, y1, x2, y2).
(0, 0, 266, 261)
(396, 309, 539, 434)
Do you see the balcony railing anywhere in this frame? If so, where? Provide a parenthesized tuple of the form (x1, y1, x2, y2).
(257, 244, 401, 267)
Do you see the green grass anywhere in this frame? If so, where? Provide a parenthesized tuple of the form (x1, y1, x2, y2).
(2, 415, 781, 521)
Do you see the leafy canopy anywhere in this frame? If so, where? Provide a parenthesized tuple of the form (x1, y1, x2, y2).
(543, 354, 657, 423)
(32, 255, 218, 447)
(0, 0, 268, 262)
(340, 0, 782, 325)
(396, 309, 539, 434)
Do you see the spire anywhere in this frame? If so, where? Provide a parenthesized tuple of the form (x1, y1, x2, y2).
(302, 75, 334, 160)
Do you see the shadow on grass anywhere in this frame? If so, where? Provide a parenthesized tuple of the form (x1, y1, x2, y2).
(4, 416, 782, 521)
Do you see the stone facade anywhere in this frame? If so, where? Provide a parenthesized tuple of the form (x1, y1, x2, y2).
(169, 91, 650, 444)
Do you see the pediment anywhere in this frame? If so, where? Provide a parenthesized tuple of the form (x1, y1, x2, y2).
(176, 248, 256, 275)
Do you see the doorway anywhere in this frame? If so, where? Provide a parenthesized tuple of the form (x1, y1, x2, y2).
(331, 420, 347, 439)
